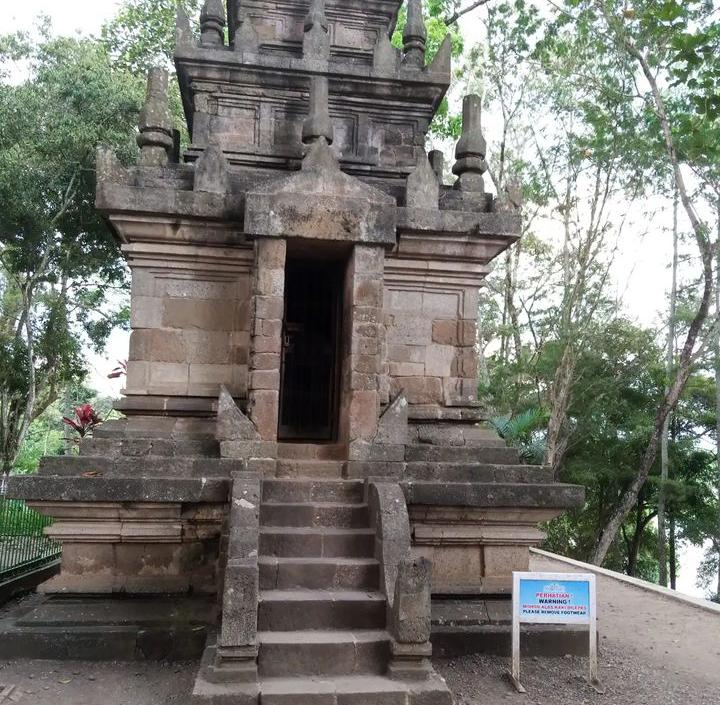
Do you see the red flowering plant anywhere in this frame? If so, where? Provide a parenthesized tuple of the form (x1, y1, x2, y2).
(63, 404, 102, 439)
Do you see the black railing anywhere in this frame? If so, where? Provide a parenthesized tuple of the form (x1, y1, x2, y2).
(0, 491, 61, 582)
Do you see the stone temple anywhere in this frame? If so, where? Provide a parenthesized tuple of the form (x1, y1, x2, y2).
(6, 1, 583, 702)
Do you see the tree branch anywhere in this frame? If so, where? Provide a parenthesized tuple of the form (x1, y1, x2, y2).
(445, 0, 492, 26)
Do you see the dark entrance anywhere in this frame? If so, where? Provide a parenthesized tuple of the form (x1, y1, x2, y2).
(278, 257, 343, 441)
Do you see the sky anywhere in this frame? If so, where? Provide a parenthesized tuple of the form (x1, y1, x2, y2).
(3, 1, 706, 598)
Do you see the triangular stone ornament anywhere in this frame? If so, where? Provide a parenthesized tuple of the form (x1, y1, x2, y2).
(216, 385, 260, 441)
(406, 151, 439, 209)
(373, 32, 400, 73)
(234, 14, 259, 53)
(427, 33, 452, 76)
(175, 5, 195, 49)
(194, 144, 230, 194)
(375, 392, 409, 445)
(96, 146, 128, 183)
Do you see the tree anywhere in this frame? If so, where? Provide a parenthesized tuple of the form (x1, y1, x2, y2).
(556, 0, 720, 566)
(0, 32, 145, 474)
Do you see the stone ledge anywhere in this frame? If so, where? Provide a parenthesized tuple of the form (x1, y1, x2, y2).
(401, 481, 585, 509)
(6, 475, 230, 503)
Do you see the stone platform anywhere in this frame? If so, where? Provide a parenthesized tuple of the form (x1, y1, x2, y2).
(0, 593, 214, 661)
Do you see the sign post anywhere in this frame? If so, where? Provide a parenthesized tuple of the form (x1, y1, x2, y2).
(508, 571, 603, 694)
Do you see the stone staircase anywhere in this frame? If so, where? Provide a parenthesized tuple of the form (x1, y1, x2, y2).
(193, 448, 452, 705)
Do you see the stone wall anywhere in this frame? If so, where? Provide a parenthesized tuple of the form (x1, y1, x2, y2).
(123, 241, 253, 404)
(383, 256, 480, 409)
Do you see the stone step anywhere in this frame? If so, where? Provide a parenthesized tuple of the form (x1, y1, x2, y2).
(260, 502, 369, 528)
(405, 462, 552, 483)
(259, 557, 379, 591)
(260, 528, 375, 559)
(275, 460, 345, 479)
(257, 630, 389, 677)
(92, 416, 217, 440)
(79, 436, 220, 458)
(404, 444, 519, 464)
(259, 676, 404, 705)
(277, 443, 348, 460)
(37, 455, 240, 477)
(258, 674, 452, 705)
(262, 479, 365, 505)
(258, 590, 386, 631)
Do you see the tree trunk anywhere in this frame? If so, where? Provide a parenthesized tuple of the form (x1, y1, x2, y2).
(668, 513, 677, 590)
(591, 18, 715, 566)
(627, 498, 645, 577)
(715, 196, 720, 601)
(546, 344, 575, 478)
(658, 189, 679, 587)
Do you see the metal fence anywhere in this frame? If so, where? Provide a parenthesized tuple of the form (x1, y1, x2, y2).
(0, 491, 61, 582)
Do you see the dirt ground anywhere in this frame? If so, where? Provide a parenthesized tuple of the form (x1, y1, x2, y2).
(1, 552, 718, 705)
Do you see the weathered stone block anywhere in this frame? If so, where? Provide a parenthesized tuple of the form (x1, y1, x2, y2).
(216, 386, 260, 442)
(393, 557, 432, 644)
(390, 376, 442, 405)
(424, 345, 455, 377)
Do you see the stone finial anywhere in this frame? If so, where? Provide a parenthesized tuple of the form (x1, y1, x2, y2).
(200, 0, 226, 46)
(302, 75, 334, 145)
(452, 94, 487, 193)
(194, 144, 230, 194)
(403, 0, 427, 69)
(136, 68, 174, 167)
(373, 31, 399, 73)
(406, 151, 439, 209)
(175, 4, 195, 49)
(233, 3, 259, 53)
(303, 0, 330, 60)
(428, 149, 445, 181)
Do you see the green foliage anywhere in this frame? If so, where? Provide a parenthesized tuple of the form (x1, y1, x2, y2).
(0, 33, 143, 472)
(102, 0, 202, 73)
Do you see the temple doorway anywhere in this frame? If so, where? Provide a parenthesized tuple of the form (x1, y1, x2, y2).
(278, 255, 343, 441)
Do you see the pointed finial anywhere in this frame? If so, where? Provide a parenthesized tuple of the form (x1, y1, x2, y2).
(303, 0, 330, 60)
(137, 68, 173, 167)
(452, 94, 487, 193)
(373, 31, 400, 73)
(200, 0, 226, 46)
(403, 0, 427, 69)
(406, 151, 439, 209)
(175, 4, 195, 49)
(302, 76, 334, 145)
(428, 150, 445, 181)
(194, 144, 230, 194)
(232, 2, 259, 53)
